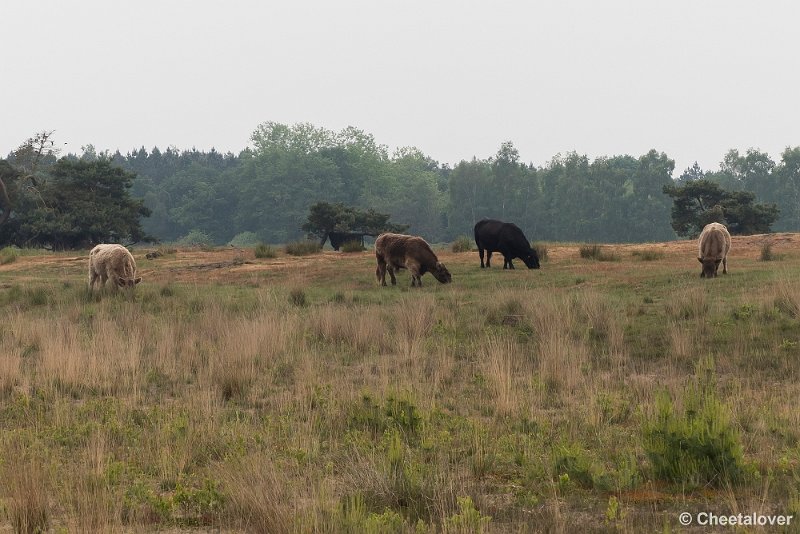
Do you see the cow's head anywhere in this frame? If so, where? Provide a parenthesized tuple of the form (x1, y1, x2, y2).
(698, 257, 720, 278)
(522, 250, 540, 269)
(432, 262, 452, 284)
(117, 276, 142, 288)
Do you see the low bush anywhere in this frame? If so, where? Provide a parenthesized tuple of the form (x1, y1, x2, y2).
(580, 244, 619, 262)
(0, 246, 20, 265)
(451, 235, 472, 253)
(254, 243, 277, 259)
(643, 360, 747, 487)
(531, 242, 548, 262)
(228, 231, 261, 247)
(340, 240, 365, 253)
(285, 240, 322, 256)
(631, 249, 664, 261)
(760, 243, 782, 261)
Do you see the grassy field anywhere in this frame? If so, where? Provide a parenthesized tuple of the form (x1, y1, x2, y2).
(1, 234, 800, 532)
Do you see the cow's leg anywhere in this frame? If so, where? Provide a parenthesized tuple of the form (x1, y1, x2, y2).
(722, 256, 728, 274)
(388, 266, 397, 286)
(376, 259, 387, 286)
(88, 267, 98, 292)
(485, 251, 492, 268)
(507, 257, 515, 269)
(479, 247, 486, 268)
(407, 261, 422, 287)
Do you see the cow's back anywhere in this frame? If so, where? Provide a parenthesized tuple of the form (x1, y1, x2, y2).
(698, 223, 731, 260)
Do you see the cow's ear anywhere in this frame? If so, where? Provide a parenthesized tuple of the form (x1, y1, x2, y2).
(714, 259, 721, 265)
(134, 277, 142, 285)
(117, 279, 126, 287)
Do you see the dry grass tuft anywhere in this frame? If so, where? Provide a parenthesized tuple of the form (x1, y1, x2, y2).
(479, 335, 520, 416)
(214, 454, 296, 532)
(1, 449, 51, 534)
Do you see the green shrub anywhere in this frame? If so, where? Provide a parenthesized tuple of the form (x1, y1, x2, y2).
(643, 360, 747, 487)
(289, 288, 307, 307)
(580, 244, 619, 262)
(0, 246, 20, 265)
(554, 445, 601, 489)
(348, 393, 422, 438)
(285, 240, 322, 256)
(760, 243, 782, 261)
(340, 240, 365, 253)
(631, 249, 664, 261)
(254, 243, 277, 259)
(228, 231, 260, 247)
(451, 235, 472, 253)
(445, 496, 491, 531)
(177, 230, 213, 247)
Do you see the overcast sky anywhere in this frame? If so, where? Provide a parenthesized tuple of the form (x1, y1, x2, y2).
(3, 0, 798, 176)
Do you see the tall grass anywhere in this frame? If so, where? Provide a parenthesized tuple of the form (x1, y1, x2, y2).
(2, 246, 800, 530)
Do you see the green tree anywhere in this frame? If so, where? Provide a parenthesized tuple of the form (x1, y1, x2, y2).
(0, 159, 151, 249)
(663, 179, 779, 237)
(301, 201, 407, 244)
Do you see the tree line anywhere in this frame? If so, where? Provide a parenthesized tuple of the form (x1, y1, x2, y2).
(1, 123, 798, 248)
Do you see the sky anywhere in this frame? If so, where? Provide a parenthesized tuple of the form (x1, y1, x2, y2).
(3, 0, 799, 176)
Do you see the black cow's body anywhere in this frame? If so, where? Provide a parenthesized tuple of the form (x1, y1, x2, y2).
(473, 219, 540, 270)
(327, 231, 366, 251)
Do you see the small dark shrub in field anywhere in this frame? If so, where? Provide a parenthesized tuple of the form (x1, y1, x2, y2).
(348, 394, 422, 438)
(451, 235, 472, 253)
(340, 240, 365, 253)
(760, 243, 782, 261)
(631, 249, 664, 261)
(579, 244, 618, 261)
(643, 362, 746, 487)
(285, 240, 322, 256)
(289, 288, 307, 307)
(254, 243, 277, 259)
(531, 242, 548, 262)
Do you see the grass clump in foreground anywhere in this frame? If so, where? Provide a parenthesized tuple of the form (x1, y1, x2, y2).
(285, 240, 322, 256)
(643, 359, 748, 487)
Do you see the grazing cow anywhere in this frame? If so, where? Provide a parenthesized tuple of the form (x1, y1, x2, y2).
(375, 233, 452, 287)
(88, 244, 142, 292)
(697, 222, 731, 278)
(327, 231, 366, 251)
(473, 219, 540, 269)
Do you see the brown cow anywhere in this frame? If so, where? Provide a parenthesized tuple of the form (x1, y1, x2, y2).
(88, 244, 142, 292)
(375, 233, 452, 287)
(698, 222, 731, 278)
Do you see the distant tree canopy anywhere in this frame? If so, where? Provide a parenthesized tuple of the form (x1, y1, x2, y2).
(662, 179, 779, 237)
(0, 158, 152, 249)
(9, 122, 798, 247)
(302, 201, 408, 245)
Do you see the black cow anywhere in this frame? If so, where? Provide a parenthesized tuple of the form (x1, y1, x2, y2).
(327, 232, 366, 251)
(473, 219, 540, 269)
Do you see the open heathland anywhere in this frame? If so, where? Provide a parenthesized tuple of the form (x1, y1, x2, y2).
(1, 234, 800, 532)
